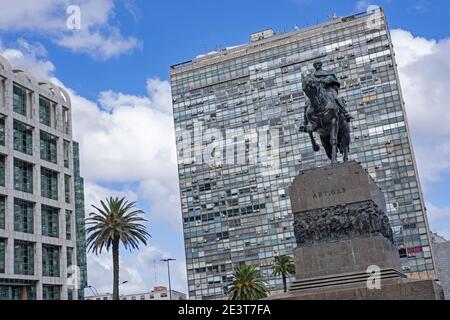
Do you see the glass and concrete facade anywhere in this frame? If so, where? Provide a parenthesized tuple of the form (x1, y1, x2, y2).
(0, 54, 87, 300)
(85, 286, 187, 300)
(170, 8, 435, 300)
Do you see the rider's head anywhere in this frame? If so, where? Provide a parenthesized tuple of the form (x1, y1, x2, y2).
(313, 61, 323, 71)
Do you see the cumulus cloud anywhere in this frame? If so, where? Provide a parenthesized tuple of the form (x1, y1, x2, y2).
(392, 29, 450, 184)
(87, 244, 187, 295)
(0, 0, 141, 59)
(0, 38, 184, 293)
(0, 39, 55, 79)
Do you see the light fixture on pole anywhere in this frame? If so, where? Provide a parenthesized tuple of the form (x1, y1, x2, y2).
(161, 258, 176, 300)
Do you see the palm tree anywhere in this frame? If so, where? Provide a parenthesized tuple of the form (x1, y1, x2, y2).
(227, 264, 269, 300)
(272, 255, 296, 292)
(86, 197, 150, 300)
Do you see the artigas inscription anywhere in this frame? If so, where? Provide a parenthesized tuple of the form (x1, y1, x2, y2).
(312, 187, 346, 199)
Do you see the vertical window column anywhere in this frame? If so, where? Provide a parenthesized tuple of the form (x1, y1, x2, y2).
(14, 240, 34, 275)
(13, 198, 34, 234)
(13, 159, 33, 194)
(41, 205, 59, 238)
(41, 167, 58, 200)
(42, 244, 60, 277)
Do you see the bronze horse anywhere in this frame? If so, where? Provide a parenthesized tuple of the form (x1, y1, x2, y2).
(301, 73, 350, 163)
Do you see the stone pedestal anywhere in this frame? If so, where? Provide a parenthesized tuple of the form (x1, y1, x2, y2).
(269, 161, 443, 300)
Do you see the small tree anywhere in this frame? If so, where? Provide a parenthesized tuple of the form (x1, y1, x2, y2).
(272, 255, 296, 292)
(228, 264, 269, 300)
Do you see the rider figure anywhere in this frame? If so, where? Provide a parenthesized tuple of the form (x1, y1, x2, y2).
(306, 61, 353, 127)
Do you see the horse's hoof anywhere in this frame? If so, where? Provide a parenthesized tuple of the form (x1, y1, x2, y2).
(313, 145, 320, 152)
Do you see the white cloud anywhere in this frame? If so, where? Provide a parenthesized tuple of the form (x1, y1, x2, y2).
(355, 1, 370, 11)
(0, 39, 55, 79)
(0, 0, 141, 59)
(392, 29, 450, 184)
(87, 244, 187, 296)
(426, 202, 450, 240)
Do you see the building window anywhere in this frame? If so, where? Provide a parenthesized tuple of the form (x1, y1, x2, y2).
(140, 295, 145, 300)
(66, 210, 72, 240)
(0, 238, 5, 273)
(14, 240, 34, 275)
(13, 85, 27, 116)
(14, 198, 34, 234)
(0, 155, 5, 187)
(67, 289, 74, 301)
(39, 97, 52, 127)
(42, 285, 61, 300)
(0, 196, 5, 230)
(67, 247, 73, 267)
(0, 117, 5, 146)
(41, 205, 59, 238)
(41, 167, 58, 200)
(63, 140, 70, 168)
(63, 107, 69, 134)
(14, 159, 33, 194)
(65, 175, 71, 203)
(40, 131, 57, 164)
(42, 244, 60, 277)
(13, 120, 33, 155)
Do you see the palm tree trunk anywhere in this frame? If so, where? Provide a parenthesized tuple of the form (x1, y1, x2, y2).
(282, 274, 287, 293)
(112, 236, 120, 300)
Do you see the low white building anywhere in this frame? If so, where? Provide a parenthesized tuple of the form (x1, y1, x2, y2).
(86, 286, 186, 300)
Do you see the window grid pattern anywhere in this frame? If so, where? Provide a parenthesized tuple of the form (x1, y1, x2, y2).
(0, 238, 5, 273)
(0, 118, 5, 146)
(13, 85, 26, 116)
(14, 198, 34, 234)
(0, 155, 5, 187)
(66, 209, 72, 240)
(64, 175, 71, 203)
(41, 205, 59, 238)
(42, 285, 61, 300)
(40, 131, 57, 164)
(42, 244, 60, 277)
(13, 159, 33, 194)
(13, 121, 33, 155)
(14, 240, 34, 275)
(39, 97, 52, 127)
(41, 167, 58, 200)
(0, 196, 5, 230)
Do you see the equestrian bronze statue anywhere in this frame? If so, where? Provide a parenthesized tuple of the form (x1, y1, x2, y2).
(300, 61, 351, 164)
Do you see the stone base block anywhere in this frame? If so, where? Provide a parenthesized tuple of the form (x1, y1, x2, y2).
(268, 279, 444, 300)
(294, 235, 402, 279)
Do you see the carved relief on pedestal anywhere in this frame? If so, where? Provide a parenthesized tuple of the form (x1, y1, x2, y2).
(293, 200, 394, 246)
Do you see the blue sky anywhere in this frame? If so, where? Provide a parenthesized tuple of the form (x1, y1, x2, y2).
(1, 0, 450, 296)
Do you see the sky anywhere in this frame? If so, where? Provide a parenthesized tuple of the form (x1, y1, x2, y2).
(0, 0, 450, 297)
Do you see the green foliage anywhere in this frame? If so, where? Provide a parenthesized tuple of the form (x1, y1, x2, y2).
(272, 255, 295, 292)
(228, 264, 269, 300)
(86, 197, 150, 254)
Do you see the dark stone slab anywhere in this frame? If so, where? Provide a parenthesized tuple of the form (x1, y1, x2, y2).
(293, 235, 401, 280)
(289, 161, 386, 213)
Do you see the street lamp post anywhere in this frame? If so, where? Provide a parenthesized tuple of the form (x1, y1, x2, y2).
(161, 258, 176, 300)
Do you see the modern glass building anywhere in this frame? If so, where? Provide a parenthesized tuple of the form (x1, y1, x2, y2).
(0, 54, 87, 300)
(170, 8, 435, 300)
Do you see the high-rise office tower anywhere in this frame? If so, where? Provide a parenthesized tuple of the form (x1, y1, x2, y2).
(0, 54, 87, 300)
(170, 8, 435, 299)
